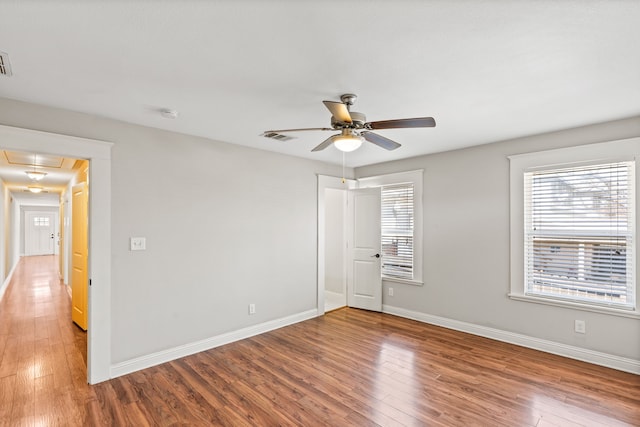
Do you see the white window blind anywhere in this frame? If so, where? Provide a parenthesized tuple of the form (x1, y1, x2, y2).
(381, 183, 414, 279)
(524, 161, 635, 308)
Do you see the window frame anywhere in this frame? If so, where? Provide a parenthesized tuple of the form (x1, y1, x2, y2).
(380, 183, 415, 280)
(509, 138, 640, 319)
(358, 170, 423, 286)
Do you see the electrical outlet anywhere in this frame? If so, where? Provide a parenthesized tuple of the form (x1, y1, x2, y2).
(249, 303, 256, 315)
(574, 320, 586, 334)
(388, 287, 394, 297)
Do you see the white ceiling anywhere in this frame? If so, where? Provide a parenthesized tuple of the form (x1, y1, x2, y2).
(0, 1, 638, 167)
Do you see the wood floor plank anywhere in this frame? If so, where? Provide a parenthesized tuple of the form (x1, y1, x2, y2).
(176, 356, 263, 426)
(124, 369, 180, 426)
(91, 381, 129, 426)
(162, 361, 244, 425)
(34, 374, 64, 426)
(108, 375, 139, 406)
(0, 374, 16, 426)
(0, 335, 19, 379)
(121, 400, 154, 427)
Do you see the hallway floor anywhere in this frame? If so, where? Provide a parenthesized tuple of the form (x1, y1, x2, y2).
(0, 255, 89, 426)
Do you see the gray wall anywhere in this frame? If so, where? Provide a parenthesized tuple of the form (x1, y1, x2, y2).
(2, 94, 638, 368)
(0, 97, 348, 364)
(356, 116, 640, 361)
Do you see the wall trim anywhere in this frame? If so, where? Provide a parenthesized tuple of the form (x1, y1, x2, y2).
(110, 309, 318, 379)
(383, 305, 640, 375)
(0, 259, 18, 302)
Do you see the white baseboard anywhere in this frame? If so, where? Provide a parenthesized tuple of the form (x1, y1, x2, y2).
(325, 290, 346, 311)
(383, 305, 640, 375)
(0, 261, 18, 302)
(110, 309, 318, 379)
(325, 290, 344, 300)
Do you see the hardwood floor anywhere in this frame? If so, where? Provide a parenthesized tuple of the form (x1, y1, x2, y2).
(1, 256, 639, 426)
(0, 255, 89, 426)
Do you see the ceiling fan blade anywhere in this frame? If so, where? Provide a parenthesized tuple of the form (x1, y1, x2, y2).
(362, 131, 401, 151)
(311, 135, 337, 152)
(263, 127, 333, 134)
(367, 117, 436, 130)
(323, 101, 352, 123)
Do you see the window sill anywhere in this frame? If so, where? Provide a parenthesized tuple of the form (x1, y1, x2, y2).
(382, 277, 423, 286)
(508, 293, 640, 319)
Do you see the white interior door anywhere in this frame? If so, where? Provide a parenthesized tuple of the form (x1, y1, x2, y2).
(25, 212, 56, 256)
(347, 187, 382, 311)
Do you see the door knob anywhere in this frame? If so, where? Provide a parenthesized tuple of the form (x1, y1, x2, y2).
(371, 253, 380, 258)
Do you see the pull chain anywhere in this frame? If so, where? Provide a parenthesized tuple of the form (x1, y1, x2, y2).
(342, 151, 346, 184)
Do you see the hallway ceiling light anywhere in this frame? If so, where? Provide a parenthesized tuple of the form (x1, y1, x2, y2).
(26, 171, 47, 181)
(28, 185, 43, 193)
(26, 153, 47, 181)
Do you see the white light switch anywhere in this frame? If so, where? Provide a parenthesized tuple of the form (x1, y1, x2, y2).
(130, 237, 146, 251)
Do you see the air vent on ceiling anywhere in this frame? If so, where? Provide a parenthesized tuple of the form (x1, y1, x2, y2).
(262, 132, 295, 142)
(0, 52, 13, 77)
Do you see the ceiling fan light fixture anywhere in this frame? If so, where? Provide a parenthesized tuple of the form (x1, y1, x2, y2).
(28, 185, 44, 194)
(333, 130, 363, 152)
(26, 171, 47, 181)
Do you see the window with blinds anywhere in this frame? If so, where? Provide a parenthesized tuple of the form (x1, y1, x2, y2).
(524, 161, 635, 308)
(381, 183, 414, 279)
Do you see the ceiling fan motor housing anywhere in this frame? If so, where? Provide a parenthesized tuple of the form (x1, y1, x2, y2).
(332, 111, 366, 129)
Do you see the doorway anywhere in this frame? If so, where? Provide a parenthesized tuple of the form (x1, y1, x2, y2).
(317, 175, 355, 315)
(0, 124, 112, 384)
(318, 175, 385, 315)
(324, 188, 347, 312)
(2, 152, 90, 344)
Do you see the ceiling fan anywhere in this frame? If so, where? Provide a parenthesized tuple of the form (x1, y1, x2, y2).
(263, 93, 436, 152)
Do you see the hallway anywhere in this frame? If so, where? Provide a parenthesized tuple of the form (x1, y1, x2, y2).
(0, 255, 89, 425)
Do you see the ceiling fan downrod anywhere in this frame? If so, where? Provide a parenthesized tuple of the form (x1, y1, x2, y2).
(340, 93, 357, 110)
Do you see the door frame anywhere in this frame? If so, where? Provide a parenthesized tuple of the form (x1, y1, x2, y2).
(0, 124, 112, 384)
(316, 175, 356, 316)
